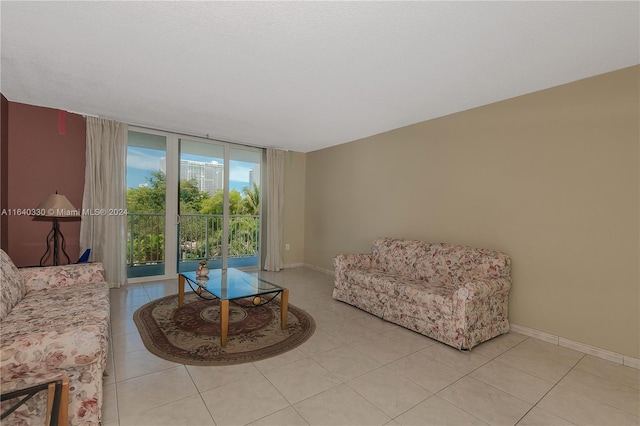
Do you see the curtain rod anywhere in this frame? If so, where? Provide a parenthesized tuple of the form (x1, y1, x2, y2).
(72, 110, 289, 152)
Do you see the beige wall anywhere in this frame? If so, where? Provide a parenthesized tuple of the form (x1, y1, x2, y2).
(303, 66, 639, 358)
(282, 151, 306, 266)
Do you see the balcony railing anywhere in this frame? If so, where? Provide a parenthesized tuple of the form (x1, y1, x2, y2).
(127, 213, 260, 273)
(127, 213, 165, 267)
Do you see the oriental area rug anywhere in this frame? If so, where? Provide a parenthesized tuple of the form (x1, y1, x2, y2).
(133, 293, 315, 366)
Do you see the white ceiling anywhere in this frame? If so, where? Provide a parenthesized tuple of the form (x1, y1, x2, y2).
(1, 2, 638, 153)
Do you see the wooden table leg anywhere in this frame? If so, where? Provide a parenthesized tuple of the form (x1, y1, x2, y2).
(59, 376, 69, 426)
(46, 376, 69, 426)
(46, 380, 55, 425)
(220, 299, 229, 347)
(280, 289, 289, 330)
(178, 275, 185, 307)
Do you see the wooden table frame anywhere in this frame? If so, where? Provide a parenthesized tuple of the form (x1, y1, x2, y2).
(178, 274, 289, 347)
(1, 376, 68, 426)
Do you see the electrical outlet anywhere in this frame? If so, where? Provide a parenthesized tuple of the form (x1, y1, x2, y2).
(285, 243, 290, 250)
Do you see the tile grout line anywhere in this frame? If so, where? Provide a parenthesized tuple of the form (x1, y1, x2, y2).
(512, 352, 586, 425)
(422, 338, 533, 425)
(183, 366, 218, 425)
(551, 357, 640, 420)
(256, 355, 317, 424)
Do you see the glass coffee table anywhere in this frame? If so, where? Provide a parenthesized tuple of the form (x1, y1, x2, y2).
(178, 268, 289, 347)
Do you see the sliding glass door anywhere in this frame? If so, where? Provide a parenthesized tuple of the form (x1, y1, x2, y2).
(177, 140, 262, 272)
(228, 148, 261, 269)
(177, 139, 225, 271)
(126, 131, 168, 278)
(126, 129, 262, 279)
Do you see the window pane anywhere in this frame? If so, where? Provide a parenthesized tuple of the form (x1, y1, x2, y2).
(126, 131, 167, 277)
(228, 148, 261, 269)
(178, 139, 225, 271)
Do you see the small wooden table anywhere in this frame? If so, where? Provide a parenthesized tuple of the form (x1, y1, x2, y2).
(178, 268, 289, 347)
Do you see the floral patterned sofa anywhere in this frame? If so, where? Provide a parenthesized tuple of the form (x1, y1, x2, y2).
(0, 249, 110, 425)
(333, 238, 512, 350)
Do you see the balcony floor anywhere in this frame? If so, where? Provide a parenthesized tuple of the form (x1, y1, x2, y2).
(128, 256, 260, 278)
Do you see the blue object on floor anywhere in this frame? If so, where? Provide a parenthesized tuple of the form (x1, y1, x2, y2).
(77, 249, 91, 263)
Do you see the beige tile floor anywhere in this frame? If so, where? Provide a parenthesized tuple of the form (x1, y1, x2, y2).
(103, 267, 640, 426)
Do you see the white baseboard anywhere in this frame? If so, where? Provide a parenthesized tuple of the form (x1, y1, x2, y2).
(303, 263, 334, 276)
(267, 263, 332, 273)
(624, 356, 640, 370)
(281, 263, 333, 275)
(510, 324, 559, 345)
(511, 323, 639, 370)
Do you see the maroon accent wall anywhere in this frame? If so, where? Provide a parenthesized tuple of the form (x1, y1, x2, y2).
(1, 95, 9, 251)
(7, 101, 86, 267)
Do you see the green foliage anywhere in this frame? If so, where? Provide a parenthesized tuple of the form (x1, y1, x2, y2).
(229, 216, 260, 255)
(179, 178, 209, 213)
(127, 171, 210, 214)
(127, 221, 165, 264)
(127, 172, 261, 267)
(126, 171, 166, 213)
(242, 183, 260, 215)
(199, 189, 244, 215)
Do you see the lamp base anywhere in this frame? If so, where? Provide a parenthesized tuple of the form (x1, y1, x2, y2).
(39, 218, 71, 266)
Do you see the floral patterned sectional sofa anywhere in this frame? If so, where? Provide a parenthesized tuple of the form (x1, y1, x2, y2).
(0, 249, 110, 425)
(333, 237, 512, 350)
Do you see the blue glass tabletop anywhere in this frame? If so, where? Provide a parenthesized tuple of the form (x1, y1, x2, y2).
(180, 268, 284, 300)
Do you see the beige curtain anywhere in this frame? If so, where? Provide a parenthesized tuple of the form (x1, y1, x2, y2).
(80, 117, 128, 288)
(264, 148, 284, 271)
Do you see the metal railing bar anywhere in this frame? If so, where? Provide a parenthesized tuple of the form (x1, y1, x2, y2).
(127, 213, 260, 267)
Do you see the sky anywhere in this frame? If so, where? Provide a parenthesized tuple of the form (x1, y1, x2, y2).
(127, 147, 259, 194)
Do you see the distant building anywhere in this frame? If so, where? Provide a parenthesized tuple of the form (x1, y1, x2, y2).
(160, 157, 224, 195)
(249, 169, 255, 189)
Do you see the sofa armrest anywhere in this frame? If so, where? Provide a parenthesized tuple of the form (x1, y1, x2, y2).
(21, 263, 105, 293)
(457, 277, 511, 300)
(334, 254, 372, 273)
(334, 254, 372, 285)
(0, 327, 105, 380)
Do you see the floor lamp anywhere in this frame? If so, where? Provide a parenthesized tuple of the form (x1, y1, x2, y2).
(35, 192, 79, 266)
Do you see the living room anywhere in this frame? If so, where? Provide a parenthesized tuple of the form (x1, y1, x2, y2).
(1, 2, 638, 425)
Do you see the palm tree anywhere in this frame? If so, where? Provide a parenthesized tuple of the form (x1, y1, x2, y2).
(242, 183, 260, 215)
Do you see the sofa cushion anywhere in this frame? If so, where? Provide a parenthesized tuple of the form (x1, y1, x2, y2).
(21, 263, 108, 292)
(373, 239, 511, 283)
(412, 244, 458, 282)
(391, 279, 455, 315)
(419, 244, 511, 282)
(0, 249, 27, 321)
(2, 282, 110, 342)
(344, 268, 455, 314)
(343, 269, 398, 295)
(371, 238, 431, 277)
(371, 239, 463, 282)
